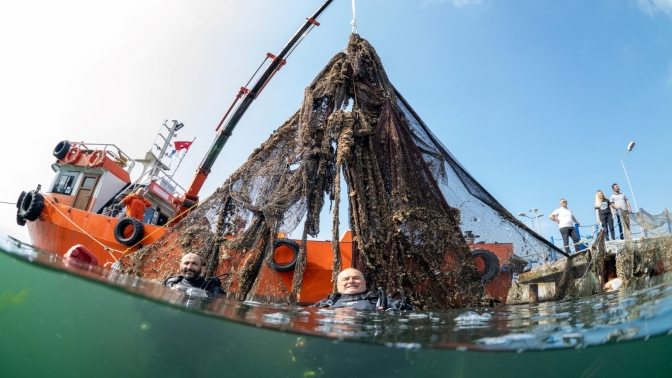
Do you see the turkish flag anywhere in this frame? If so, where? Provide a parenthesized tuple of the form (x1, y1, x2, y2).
(174, 141, 193, 151)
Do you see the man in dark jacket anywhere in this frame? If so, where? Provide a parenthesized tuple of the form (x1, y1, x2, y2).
(314, 268, 412, 311)
(162, 253, 225, 295)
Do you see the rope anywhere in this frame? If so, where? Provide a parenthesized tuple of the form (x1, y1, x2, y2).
(351, 0, 358, 33)
(40, 190, 216, 263)
(0, 201, 15, 205)
(562, 245, 595, 301)
(42, 195, 123, 262)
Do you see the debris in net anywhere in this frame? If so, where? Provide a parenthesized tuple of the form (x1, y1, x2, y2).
(129, 34, 544, 309)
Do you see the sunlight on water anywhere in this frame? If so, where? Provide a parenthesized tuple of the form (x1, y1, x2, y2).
(1, 233, 671, 378)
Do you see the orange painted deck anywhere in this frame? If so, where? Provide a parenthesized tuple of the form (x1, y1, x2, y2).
(27, 197, 165, 267)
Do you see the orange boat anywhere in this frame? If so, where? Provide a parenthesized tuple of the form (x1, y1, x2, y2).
(18, 128, 184, 268)
(15, 121, 525, 304)
(14, 1, 528, 305)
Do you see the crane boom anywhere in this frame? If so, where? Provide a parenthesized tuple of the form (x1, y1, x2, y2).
(174, 0, 334, 214)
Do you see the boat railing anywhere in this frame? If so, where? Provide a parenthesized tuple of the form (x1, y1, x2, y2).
(113, 167, 185, 211)
(135, 168, 187, 199)
(102, 160, 187, 220)
(68, 141, 136, 174)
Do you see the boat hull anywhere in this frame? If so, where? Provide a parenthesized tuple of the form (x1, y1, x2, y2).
(26, 198, 519, 305)
(26, 199, 165, 267)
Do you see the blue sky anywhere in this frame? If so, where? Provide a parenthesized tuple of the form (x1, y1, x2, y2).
(1, 0, 671, 244)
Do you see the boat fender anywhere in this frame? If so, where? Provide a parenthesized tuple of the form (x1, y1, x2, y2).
(87, 149, 106, 168)
(64, 244, 99, 266)
(16, 191, 26, 208)
(16, 209, 26, 226)
(114, 217, 145, 246)
(64, 146, 82, 164)
(267, 238, 299, 272)
(53, 140, 71, 160)
(471, 248, 500, 284)
(19, 190, 44, 222)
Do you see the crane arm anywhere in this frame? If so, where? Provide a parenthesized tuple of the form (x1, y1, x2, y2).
(172, 0, 334, 217)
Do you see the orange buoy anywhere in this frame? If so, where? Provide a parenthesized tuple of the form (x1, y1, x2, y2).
(87, 149, 106, 168)
(64, 146, 81, 164)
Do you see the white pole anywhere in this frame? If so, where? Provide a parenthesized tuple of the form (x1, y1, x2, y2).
(621, 149, 639, 212)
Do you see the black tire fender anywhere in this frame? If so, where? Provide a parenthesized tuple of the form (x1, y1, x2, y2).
(53, 140, 71, 160)
(19, 190, 44, 221)
(471, 248, 500, 284)
(267, 238, 299, 272)
(16, 209, 26, 226)
(114, 217, 145, 246)
(16, 191, 26, 209)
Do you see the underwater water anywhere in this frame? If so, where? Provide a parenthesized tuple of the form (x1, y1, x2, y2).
(1, 233, 671, 378)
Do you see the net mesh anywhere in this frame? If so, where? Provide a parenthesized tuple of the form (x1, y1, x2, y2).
(632, 208, 672, 237)
(127, 34, 566, 309)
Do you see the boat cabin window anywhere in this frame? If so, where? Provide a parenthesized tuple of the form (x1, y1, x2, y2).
(52, 171, 79, 195)
(143, 208, 155, 224)
(81, 176, 97, 190)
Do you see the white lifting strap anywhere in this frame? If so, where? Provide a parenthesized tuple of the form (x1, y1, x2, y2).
(351, 0, 358, 33)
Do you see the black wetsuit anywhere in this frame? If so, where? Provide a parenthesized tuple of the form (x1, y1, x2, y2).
(162, 275, 226, 295)
(314, 290, 413, 311)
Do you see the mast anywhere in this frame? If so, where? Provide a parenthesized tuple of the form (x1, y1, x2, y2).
(175, 0, 334, 213)
(151, 120, 184, 178)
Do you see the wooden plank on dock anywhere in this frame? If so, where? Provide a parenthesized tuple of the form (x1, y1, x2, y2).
(518, 248, 591, 284)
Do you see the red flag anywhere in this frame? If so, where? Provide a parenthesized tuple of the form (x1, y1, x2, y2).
(174, 141, 193, 151)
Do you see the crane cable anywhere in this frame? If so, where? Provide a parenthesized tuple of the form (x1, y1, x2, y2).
(351, 0, 358, 33)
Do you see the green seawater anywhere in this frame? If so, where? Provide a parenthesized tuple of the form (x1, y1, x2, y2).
(1, 234, 671, 378)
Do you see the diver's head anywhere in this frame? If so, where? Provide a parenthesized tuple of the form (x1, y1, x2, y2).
(180, 253, 203, 279)
(336, 268, 366, 295)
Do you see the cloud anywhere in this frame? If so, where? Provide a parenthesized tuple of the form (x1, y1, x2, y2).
(422, 0, 483, 8)
(637, 0, 672, 16)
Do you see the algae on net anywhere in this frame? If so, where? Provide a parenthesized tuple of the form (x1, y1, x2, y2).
(129, 34, 530, 309)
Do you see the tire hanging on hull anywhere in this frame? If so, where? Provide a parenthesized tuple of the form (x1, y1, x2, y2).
(19, 190, 44, 222)
(114, 218, 145, 246)
(53, 140, 71, 160)
(471, 248, 500, 284)
(266, 239, 299, 272)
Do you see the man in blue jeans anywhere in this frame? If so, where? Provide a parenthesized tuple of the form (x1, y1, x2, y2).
(610, 183, 633, 240)
(550, 198, 581, 254)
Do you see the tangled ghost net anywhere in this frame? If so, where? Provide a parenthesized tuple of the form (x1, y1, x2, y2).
(132, 34, 500, 309)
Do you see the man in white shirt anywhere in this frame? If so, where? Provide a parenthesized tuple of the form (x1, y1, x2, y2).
(549, 198, 581, 254)
(610, 183, 632, 240)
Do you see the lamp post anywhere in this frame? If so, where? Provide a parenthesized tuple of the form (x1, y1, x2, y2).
(529, 208, 543, 238)
(621, 141, 639, 212)
(518, 212, 544, 234)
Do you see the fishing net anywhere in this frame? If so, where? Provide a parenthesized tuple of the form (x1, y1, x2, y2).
(128, 34, 565, 309)
(631, 208, 672, 237)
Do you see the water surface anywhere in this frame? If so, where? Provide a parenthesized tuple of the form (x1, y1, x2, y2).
(1, 233, 671, 377)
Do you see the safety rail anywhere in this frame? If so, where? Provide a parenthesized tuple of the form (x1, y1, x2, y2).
(134, 167, 187, 200)
(102, 161, 187, 221)
(66, 141, 136, 174)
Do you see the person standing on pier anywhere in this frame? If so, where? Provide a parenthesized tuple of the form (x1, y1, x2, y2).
(610, 183, 632, 240)
(594, 190, 616, 241)
(550, 198, 581, 254)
